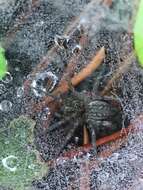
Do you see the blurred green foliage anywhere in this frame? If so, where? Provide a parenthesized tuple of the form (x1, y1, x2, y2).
(134, 0, 143, 66)
(0, 116, 47, 190)
(0, 46, 7, 79)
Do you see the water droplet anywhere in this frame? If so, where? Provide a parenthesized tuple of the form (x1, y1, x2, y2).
(2, 155, 18, 172)
(0, 100, 12, 112)
(41, 107, 51, 121)
(15, 67, 20, 72)
(5, 140, 10, 145)
(97, 171, 109, 183)
(17, 87, 24, 98)
(128, 154, 138, 162)
(40, 21, 44, 25)
(28, 164, 35, 170)
(2, 72, 13, 84)
(74, 137, 79, 144)
(72, 44, 81, 54)
(0, 84, 6, 95)
(31, 79, 46, 97)
(31, 71, 58, 97)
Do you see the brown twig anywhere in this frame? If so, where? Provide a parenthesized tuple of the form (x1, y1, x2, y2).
(52, 47, 105, 96)
(48, 127, 130, 169)
(58, 113, 143, 163)
(83, 126, 90, 145)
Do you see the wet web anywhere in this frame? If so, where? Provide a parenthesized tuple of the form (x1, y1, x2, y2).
(0, 0, 143, 190)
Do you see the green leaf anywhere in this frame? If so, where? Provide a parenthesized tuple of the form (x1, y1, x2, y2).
(134, 0, 143, 66)
(0, 46, 7, 79)
(0, 116, 47, 190)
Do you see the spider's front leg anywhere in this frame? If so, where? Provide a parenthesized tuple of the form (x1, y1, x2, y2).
(88, 125, 97, 156)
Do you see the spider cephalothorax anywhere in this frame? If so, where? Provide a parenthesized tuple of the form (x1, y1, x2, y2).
(36, 91, 122, 161)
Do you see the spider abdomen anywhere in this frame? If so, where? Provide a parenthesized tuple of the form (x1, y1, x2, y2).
(86, 99, 122, 139)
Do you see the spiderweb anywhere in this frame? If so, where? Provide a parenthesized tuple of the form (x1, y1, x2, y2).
(1, 0, 143, 190)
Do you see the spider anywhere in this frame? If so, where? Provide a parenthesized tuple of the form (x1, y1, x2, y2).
(34, 87, 122, 161)
(22, 24, 123, 161)
(23, 10, 123, 161)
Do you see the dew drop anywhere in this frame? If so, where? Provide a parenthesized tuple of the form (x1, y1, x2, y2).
(17, 86, 24, 98)
(74, 137, 79, 144)
(41, 107, 51, 121)
(0, 100, 13, 112)
(31, 71, 58, 97)
(2, 155, 18, 172)
(128, 153, 138, 162)
(28, 164, 35, 170)
(72, 44, 81, 54)
(0, 84, 6, 95)
(97, 171, 109, 183)
(2, 72, 13, 84)
(15, 67, 20, 72)
(31, 79, 46, 97)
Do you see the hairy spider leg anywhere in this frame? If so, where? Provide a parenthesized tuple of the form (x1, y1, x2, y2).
(55, 122, 79, 158)
(47, 114, 76, 132)
(89, 126, 97, 156)
(67, 79, 89, 105)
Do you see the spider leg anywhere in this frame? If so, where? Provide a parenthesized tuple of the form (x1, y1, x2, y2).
(47, 113, 77, 132)
(55, 121, 79, 158)
(89, 127, 97, 156)
(67, 79, 84, 99)
(47, 120, 67, 132)
(48, 117, 72, 132)
(67, 79, 88, 104)
(67, 79, 75, 93)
